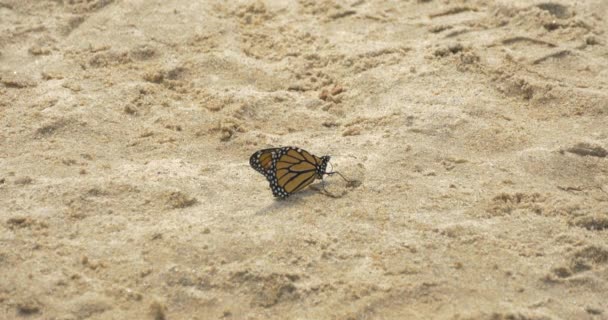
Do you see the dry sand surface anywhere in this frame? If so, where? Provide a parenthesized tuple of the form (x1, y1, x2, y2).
(1, 0, 608, 319)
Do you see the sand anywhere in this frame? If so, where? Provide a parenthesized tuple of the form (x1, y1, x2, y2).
(1, 0, 608, 319)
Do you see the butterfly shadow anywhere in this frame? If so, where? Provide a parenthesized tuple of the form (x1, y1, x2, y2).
(254, 188, 326, 216)
(254, 179, 361, 215)
(254, 197, 298, 216)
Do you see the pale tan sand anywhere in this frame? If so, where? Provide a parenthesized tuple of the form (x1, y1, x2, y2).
(1, 0, 608, 319)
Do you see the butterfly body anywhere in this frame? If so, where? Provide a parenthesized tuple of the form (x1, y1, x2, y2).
(250, 147, 330, 198)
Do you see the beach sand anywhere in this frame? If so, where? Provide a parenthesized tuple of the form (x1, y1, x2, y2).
(1, 0, 607, 319)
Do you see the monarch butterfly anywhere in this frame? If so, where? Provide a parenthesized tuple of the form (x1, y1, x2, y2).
(250, 146, 347, 198)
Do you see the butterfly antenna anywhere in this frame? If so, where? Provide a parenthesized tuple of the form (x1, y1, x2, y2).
(327, 171, 352, 182)
(325, 162, 352, 183)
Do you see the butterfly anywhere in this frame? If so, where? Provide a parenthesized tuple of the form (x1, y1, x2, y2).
(249, 146, 348, 198)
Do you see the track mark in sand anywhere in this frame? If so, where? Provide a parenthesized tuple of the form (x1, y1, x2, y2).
(548, 245, 608, 280)
(429, 6, 477, 18)
(230, 269, 301, 308)
(0, 2, 14, 9)
(444, 28, 473, 38)
(570, 214, 608, 231)
(62, 0, 115, 14)
(35, 118, 74, 136)
(536, 3, 571, 19)
(483, 192, 546, 217)
(532, 50, 572, 65)
(500, 37, 557, 48)
(164, 191, 198, 209)
(1, 73, 37, 88)
(329, 10, 356, 20)
(6, 216, 49, 231)
(562, 142, 608, 158)
(428, 24, 453, 33)
(16, 298, 42, 316)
